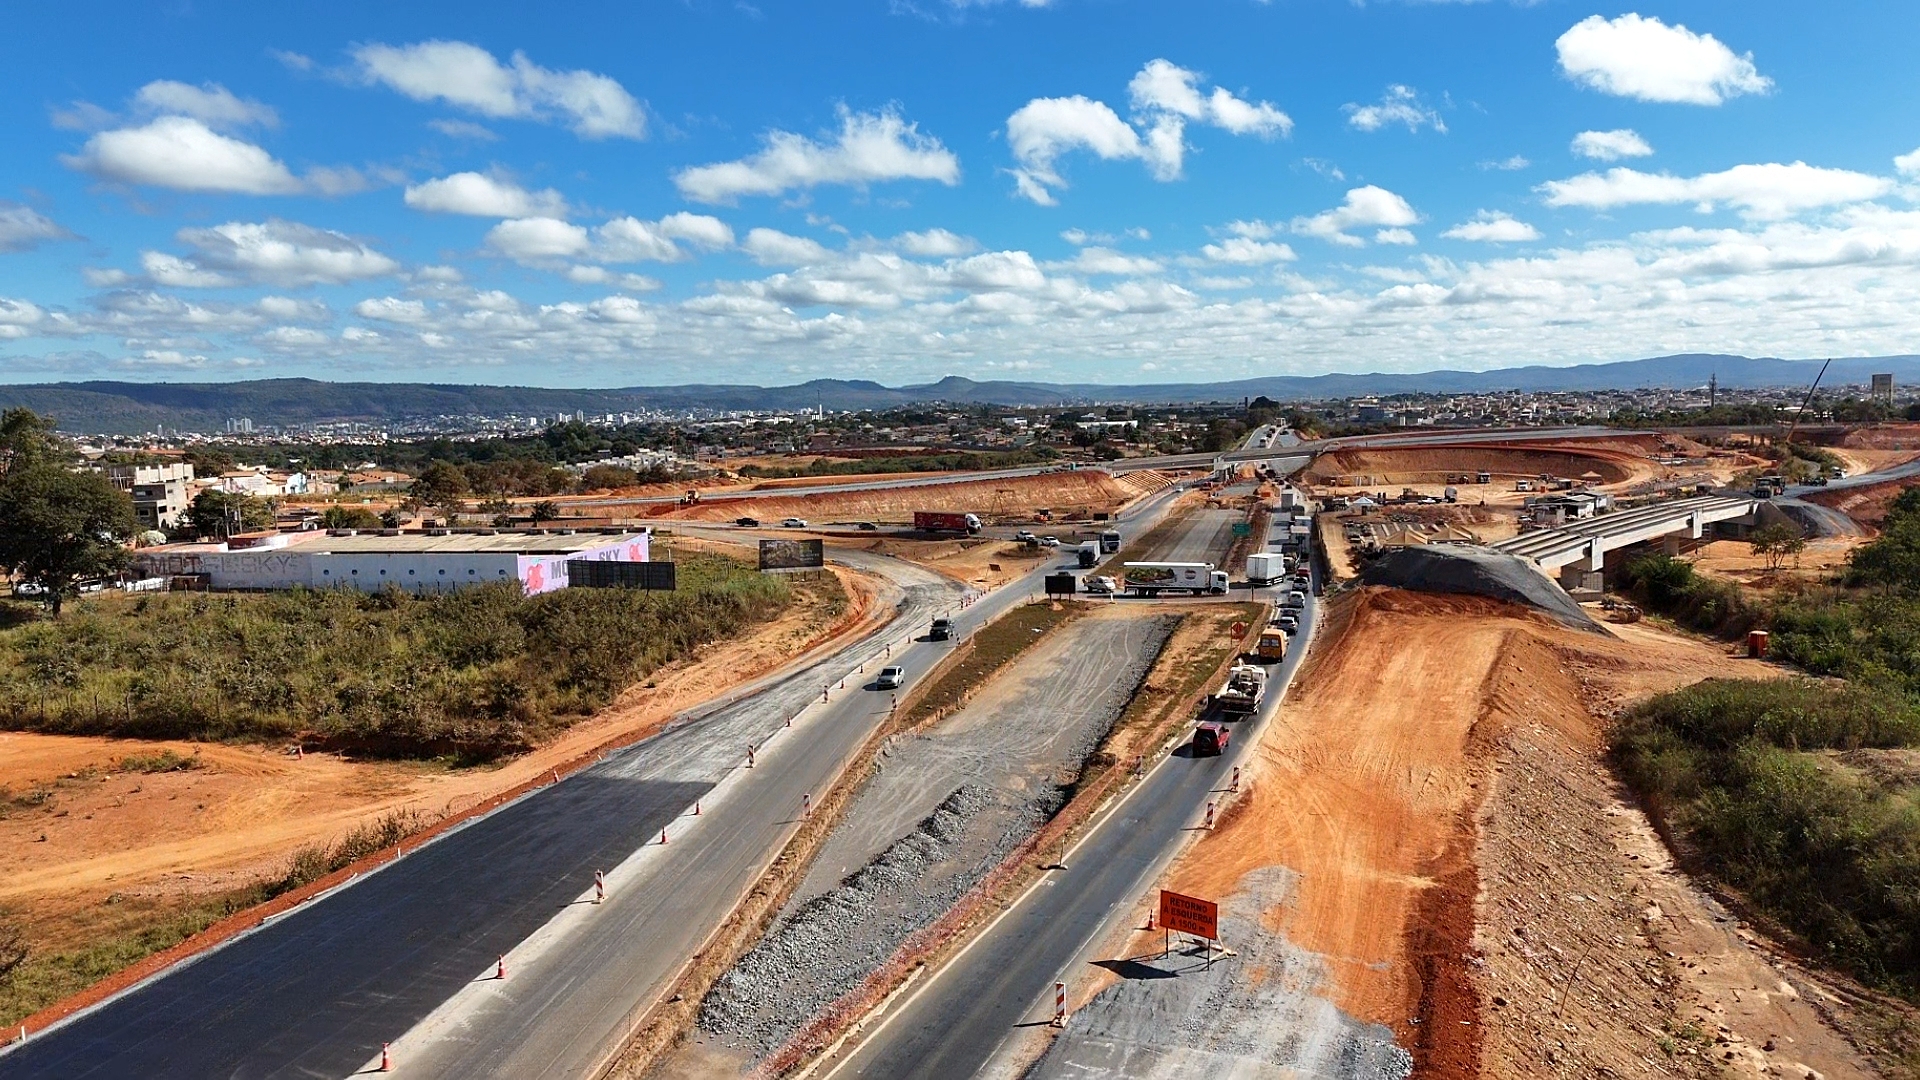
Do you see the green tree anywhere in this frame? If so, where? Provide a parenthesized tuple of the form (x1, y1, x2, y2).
(186, 489, 275, 539)
(319, 506, 383, 530)
(529, 500, 560, 525)
(409, 461, 470, 517)
(580, 464, 639, 490)
(0, 463, 137, 614)
(1851, 492, 1920, 593)
(1748, 522, 1806, 571)
(0, 408, 63, 480)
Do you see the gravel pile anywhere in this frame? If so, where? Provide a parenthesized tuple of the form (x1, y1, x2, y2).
(1361, 545, 1603, 633)
(1024, 867, 1413, 1079)
(699, 783, 1060, 1055)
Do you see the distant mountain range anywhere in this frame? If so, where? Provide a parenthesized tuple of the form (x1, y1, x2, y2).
(5, 353, 1918, 434)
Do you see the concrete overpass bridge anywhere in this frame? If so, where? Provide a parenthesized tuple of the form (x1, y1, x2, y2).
(1491, 495, 1760, 579)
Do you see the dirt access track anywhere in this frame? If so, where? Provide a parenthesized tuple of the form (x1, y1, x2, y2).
(1138, 588, 1881, 1079)
(647, 469, 1175, 526)
(0, 561, 881, 982)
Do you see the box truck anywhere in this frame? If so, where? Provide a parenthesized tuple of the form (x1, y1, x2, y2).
(1246, 552, 1285, 586)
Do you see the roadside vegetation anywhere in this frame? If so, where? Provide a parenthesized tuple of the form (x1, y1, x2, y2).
(0, 555, 792, 761)
(735, 447, 1057, 480)
(1612, 489, 1920, 1004)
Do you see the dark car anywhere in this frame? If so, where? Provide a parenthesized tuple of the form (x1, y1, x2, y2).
(928, 617, 953, 641)
(1192, 722, 1230, 756)
(857, 521, 880, 530)
(735, 516, 760, 527)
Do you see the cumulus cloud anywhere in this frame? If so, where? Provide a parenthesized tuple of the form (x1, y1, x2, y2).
(1556, 14, 1771, 105)
(63, 117, 304, 194)
(893, 228, 978, 257)
(1047, 247, 1165, 275)
(1007, 59, 1289, 204)
(133, 80, 278, 129)
(1199, 236, 1297, 264)
(1442, 211, 1543, 243)
(1344, 85, 1446, 134)
(1480, 155, 1530, 171)
(1896, 148, 1920, 179)
(1572, 129, 1654, 161)
(488, 214, 733, 264)
(352, 40, 645, 139)
(405, 172, 569, 217)
(147, 219, 401, 287)
(0, 298, 46, 339)
(743, 227, 832, 266)
(353, 297, 430, 323)
(1538, 162, 1895, 220)
(674, 106, 959, 204)
(0, 204, 76, 253)
(1293, 186, 1421, 246)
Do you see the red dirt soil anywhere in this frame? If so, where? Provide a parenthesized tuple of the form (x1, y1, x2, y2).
(648, 469, 1173, 525)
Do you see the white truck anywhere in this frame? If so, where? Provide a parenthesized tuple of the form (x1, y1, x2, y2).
(1122, 561, 1230, 596)
(1211, 664, 1269, 715)
(1246, 551, 1285, 587)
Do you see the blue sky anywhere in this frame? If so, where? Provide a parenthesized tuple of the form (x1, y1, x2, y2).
(2, 0, 1917, 387)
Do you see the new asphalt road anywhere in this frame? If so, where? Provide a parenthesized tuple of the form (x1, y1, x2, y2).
(3, 485, 1190, 1080)
(823, 550, 1319, 1079)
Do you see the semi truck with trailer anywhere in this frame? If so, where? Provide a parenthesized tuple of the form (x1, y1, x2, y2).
(1211, 664, 1269, 715)
(1122, 562, 1230, 596)
(914, 511, 983, 535)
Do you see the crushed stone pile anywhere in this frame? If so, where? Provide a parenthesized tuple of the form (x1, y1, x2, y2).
(1359, 545, 1604, 633)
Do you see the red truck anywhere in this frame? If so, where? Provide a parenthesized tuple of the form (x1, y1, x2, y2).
(913, 511, 982, 535)
(1192, 722, 1231, 756)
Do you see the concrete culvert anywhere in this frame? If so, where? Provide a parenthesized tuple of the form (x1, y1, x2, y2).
(1358, 545, 1605, 633)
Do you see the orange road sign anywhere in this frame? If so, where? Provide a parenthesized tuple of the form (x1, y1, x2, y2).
(1158, 889, 1218, 940)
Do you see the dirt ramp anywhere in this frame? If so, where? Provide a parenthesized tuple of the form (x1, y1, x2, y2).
(1358, 545, 1603, 633)
(1305, 439, 1648, 487)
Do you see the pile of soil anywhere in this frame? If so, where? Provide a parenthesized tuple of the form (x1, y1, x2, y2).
(1358, 545, 1603, 633)
(1304, 439, 1651, 487)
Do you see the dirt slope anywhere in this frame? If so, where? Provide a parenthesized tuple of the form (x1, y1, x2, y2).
(1139, 588, 1881, 1079)
(650, 470, 1171, 525)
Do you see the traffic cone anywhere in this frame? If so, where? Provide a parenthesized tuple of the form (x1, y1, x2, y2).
(496, 956, 507, 980)
(380, 1043, 392, 1072)
(802, 792, 811, 817)
(693, 800, 701, 816)
(1205, 802, 1216, 829)
(660, 827, 669, 845)
(594, 871, 605, 904)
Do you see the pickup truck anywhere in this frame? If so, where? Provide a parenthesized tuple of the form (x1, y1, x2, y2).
(1082, 575, 1119, 595)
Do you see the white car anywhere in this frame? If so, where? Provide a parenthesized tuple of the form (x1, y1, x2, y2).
(875, 665, 906, 690)
(782, 517, 808, 528)
(1039, 536, 1060, 547)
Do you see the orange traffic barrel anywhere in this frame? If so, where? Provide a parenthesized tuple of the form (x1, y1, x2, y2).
(1747, 630, 1769, 658)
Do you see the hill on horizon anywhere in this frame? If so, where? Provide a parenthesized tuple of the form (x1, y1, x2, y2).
(4, 353, 1917, 434)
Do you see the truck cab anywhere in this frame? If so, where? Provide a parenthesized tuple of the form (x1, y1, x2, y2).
(1099, 529, 1122, 554)
(1210, 570, 1230, 594)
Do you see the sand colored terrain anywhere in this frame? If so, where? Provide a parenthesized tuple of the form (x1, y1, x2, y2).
(832, 535, 1066, 591)
(0, 565, 881, 956)
(1687, 537, 1860, 590)
(1840, 424, 1920, 451)
(1153, 588, 1883, 1078)
(1305, 438, 1659, 489)
(648, 469, 1174, 526)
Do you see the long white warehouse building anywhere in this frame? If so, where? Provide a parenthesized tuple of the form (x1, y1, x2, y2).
(134, 530, 650, 595)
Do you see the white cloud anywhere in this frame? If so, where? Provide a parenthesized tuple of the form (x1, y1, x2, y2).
(1375, 228, 1418, 246)
(133, 80, 278, 129)
(352, 40, 645, 139)
(1556, 14, 1771, 105)
(1539, 162, 1895, 220)
(674, 106, 959, 203)
(1047, 247, 1165, 275)
(63, 116, 304, 194)
(82, 268, 131, 287)
(0, 204, 75, 253)
(1480, 155, 1530, 172)
(743, 228, 832, 266)
(1572, 129, 1654, 161)
(1200, 236, 1297, 264)
(141, 251, 238, 288)
(1896, 148, 1920, 179)
(304, 166, 372, 196)
(153, 219, 401, 286)
(893, 228, 978, 257)
(405, 172, 568, 217)
(565, 266, 662, 291)
(1344, 85, 1446, 134)
(1293, 186, 1421, 246)
(0, 298, 46, 339)
(428, 118, 499, 141)
(486, 217, 590, 260)
(353, 297, 430, 323)
(416, 265, 464, 283)
(488, 214, 731, 265)
(1442, 211, 1543, 243)
(1007, 59, 1289, 204)
(656, 212, 735, 249)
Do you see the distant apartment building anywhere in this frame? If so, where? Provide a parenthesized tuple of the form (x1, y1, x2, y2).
(107, 463, 196, 530)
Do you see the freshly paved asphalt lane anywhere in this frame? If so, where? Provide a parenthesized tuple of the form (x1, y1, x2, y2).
(2, 774, 709, 1080)
(2, 485, 1190, 1080)
(825, 559, 1319, 1080)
